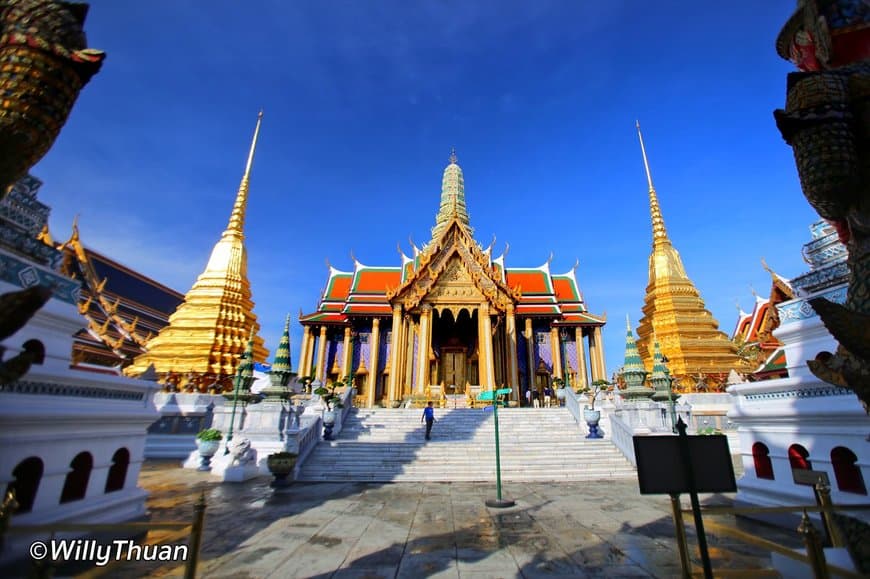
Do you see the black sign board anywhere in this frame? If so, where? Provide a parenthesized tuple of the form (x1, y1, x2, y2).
(634, 434, 736, 495)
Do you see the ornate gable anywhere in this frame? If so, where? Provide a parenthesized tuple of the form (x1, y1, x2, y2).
(388, 218, 519, 313)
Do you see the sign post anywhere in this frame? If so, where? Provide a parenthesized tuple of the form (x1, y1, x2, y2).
(479, 388, 515, 508)
(633, 416, 736, 579)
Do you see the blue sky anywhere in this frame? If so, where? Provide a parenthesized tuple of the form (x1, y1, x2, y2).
(32, 1, 818, 376)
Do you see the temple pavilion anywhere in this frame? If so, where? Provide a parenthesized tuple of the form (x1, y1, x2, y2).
(299, 151, 608, 408)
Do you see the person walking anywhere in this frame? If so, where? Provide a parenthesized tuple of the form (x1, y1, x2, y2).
(532, 389, 540, 408)
(421, 401, 436, 440)
(544, 385, 553, 408)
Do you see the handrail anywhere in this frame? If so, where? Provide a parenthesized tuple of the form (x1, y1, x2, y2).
(0, 491, 206, 579)
(608, 411, 639, 466)
(562, 387, 583, 427)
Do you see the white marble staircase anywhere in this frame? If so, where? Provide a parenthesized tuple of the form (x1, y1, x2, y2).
(297, 407, 637, 482)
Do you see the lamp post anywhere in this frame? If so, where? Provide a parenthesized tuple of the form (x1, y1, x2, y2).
(224, 338, 255, 455)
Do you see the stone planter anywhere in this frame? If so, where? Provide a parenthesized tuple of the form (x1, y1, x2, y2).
(196, 439, 220, 471)
(583, 408, 603, 439)
(267, 453, 298, 488)
(322, 409, 336, 440)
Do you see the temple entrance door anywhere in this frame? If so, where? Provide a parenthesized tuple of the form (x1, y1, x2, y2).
(442, 349, 466, 394)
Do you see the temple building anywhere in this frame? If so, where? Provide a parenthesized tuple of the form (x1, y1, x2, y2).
(124, 112, 268, 386)
(633, 123, 747, 386)
(731, 259, 796, 380)
(2, 176, 183, 373)
(298, 151, 607, 408)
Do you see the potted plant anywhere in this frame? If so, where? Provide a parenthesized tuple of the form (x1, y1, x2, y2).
(266, 451, 298, 487)
(314, 376, 346, 440)
(195, 428, 222, 471)
(578, 380, 609, 439)
(553, 377, 568, 401)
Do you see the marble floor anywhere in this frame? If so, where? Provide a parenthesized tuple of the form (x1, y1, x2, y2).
(118, 461, 799, 578)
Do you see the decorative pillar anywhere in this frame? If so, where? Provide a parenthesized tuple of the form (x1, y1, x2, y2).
(304, 329, 316, 377)
(588, 328, 600, 380)
(415, 305, 432, 393)
(575, 326, 588, 388)
(315, 325, 328, 382)
(477, 306, 486, 385)
(550, 326, 562, 380)
(524, 318, 535, 391)
(506, 306, 519, 400)
(404, 317, 415, 396)
(367, 318, 380, 408)
(481, 303, 495, 389)
(589, 326, 606, 381)
(387, 305, 402, 402)
(341, 326, 352, 379)
(298, 326, 312, 377)
(595, 326, 607, 380)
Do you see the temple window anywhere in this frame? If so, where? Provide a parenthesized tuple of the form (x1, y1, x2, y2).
(831, 447, 866, 495)
(5, 457, 43, 513)
(788, 444, 812, 485)
(752, 443, 774, 480)
(60, 452, 93, 503)
(104, 448, 130, 493)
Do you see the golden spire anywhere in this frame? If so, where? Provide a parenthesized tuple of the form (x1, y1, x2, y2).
(226, 110, 263, 236)
(636, 121, 669, 246)
(634, 121, 746, 384)
(124, 111, 269, 379)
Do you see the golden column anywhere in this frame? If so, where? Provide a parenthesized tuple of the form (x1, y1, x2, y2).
(524, 318, 535, 391)
(315, 325, 328, 382)
(404, 317, 415, 396)
(506, 305, 519, 400)
(415, 305, 432, 393)
(550, 326, 562, 380)
(303, 329, 316, 378)
(594, 326, 607, 381)
(575, 326, 588, 388)
(341, 326, 352, 379)
(298, 326, 311, 377)
(387, 305, 402, 401)
(367, 318, 381, 408)
(587, 326, 605, 381)
(481, 303, 496, 389)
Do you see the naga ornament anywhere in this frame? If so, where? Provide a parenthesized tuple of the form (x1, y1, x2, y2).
(0, 1, 105, 197)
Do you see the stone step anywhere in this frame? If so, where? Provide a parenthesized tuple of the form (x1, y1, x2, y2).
(297, 406, 632, 482)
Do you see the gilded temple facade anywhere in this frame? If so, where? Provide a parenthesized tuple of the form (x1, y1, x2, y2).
(633, 123, 747, 385)
(299, 152, 608, 408)
(124, 112, 268, 385)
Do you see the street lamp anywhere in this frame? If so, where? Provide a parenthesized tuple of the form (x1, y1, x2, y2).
(224, 336, 256, 454)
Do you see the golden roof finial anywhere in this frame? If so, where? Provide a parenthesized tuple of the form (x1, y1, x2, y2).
(636, 121, 669, 246)
(225, 110, 263, 235)
(449, 147, 457, 165)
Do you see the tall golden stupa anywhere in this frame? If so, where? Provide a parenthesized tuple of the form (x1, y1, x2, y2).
(125, 112, 268, 383)
(634, 122, 745, 384)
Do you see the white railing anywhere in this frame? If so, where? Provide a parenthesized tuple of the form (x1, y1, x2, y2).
(562, 387, 584, 427)
(332, 387, 355, 438)
(609, 410, 644, 466)
(293, 415, 322, 477)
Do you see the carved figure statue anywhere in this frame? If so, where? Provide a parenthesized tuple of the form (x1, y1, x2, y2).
(228, 438, 256, 467)
(0, 1, 105, 196)
(773, 0, 870, 411)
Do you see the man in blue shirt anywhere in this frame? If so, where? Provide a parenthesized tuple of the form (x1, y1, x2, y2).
(421, 401, 436, 440)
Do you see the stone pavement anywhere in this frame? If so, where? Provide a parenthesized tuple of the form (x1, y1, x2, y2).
(93, 460, 801, 579)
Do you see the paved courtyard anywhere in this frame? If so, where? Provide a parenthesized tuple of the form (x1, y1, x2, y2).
(94, 460, 799, 579)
